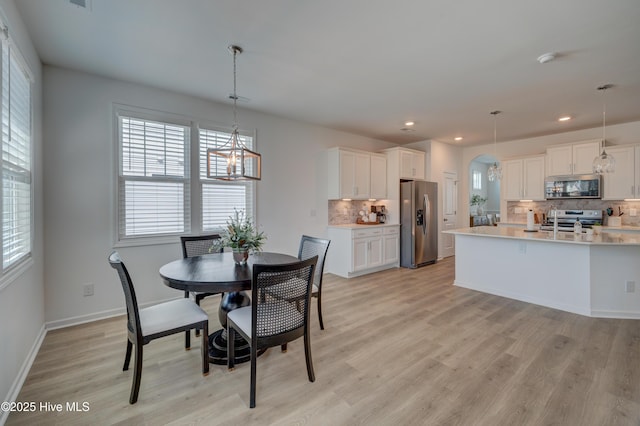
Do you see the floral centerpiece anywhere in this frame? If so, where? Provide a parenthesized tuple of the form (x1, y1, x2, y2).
(213, 209, 266, 265)
(470, 194, 487, 215)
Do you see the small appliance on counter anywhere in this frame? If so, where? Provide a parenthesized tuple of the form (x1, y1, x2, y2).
(539, 209, 603, 232)
(371, 205, 387, 223)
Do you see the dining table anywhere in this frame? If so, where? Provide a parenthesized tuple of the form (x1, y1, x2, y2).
(159, 251, 299, 365)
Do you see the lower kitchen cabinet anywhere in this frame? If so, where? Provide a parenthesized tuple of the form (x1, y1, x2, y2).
(326, 225, 400, 278)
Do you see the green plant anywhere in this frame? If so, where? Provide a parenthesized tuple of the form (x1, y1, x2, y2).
(470, 194, 487, 206)
(212, 209, 266, 252)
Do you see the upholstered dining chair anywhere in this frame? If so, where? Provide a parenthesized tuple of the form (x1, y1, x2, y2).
(227, 256, 318, 408)
(265, 235, 331, 330)
(108, 251, 209, 404)
(180, 234, 222, 346)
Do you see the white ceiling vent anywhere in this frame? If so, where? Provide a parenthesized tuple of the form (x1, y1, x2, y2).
(68, 0, 92, 11)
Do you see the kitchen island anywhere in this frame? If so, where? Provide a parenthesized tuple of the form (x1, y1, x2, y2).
(444, 226, 640, 319)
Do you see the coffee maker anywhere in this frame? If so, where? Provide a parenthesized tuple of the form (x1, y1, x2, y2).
(371, 205, 387, 223)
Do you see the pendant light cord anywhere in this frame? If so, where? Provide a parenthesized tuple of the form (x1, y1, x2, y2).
(598, 84, 612, 152)
(490, 110, 501, 156)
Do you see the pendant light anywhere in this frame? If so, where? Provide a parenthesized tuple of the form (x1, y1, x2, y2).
(207, 45, 261, 181)
(487, 110, 502, 182)
(592, 84, 615, 174)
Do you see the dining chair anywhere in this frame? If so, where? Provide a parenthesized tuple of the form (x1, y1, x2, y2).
(265, 235, 331, 329)
(180, 234, 222, 347)
(108, 251, 209, 404)
(227, 256, 318, 408)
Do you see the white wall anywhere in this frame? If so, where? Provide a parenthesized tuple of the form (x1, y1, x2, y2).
(460, 121, 640, 221)
(0, 0, 44, 414)
(42, 66, 396, 326)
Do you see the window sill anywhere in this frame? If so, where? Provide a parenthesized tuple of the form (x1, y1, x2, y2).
(0, 256, 34, 292)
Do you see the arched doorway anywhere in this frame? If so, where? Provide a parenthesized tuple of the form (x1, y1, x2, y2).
(468, 154, 500, 225)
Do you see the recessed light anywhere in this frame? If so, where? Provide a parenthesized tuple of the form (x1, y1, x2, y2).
(454, 137, 463, 141)
(558, 116, 571, 122)
(404, 121, 415, 126)
(537, 52, 556, 64)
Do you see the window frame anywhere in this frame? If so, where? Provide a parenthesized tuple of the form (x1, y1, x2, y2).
(113, 106, 258, 247)
(113, 105, 192, 247)
(0, 27, 35, 290)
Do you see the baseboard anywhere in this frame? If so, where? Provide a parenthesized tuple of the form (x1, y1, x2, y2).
(590, 309, 640, 319)
(45, 296, 181, 331)
(1, 324, 46, 426)
(45, 306, 125, 331)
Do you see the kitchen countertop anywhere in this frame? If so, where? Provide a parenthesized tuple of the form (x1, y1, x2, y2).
(327, 223, 399, 230)
(444, 226, 640, 245)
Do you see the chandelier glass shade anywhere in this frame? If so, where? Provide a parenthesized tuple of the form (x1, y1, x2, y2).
(592, 84, 615, 174)
(207, 45, 261, 181)
(487, 110, 502, 182)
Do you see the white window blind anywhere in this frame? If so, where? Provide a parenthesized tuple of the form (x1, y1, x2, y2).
(472, 170, 482, 190)
(118, 115, 190, 238)
(2, 42, 32, 270)
(199, 128, 255, 230)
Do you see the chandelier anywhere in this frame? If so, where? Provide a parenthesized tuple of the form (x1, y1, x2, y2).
(487, 110, 502, 182)
(592, 84, 615, 174)
(207, 45, 261, 181)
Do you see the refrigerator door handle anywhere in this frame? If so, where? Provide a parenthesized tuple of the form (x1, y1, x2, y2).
(423, 194, 430, 236)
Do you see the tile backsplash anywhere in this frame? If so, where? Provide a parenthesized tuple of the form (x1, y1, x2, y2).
(507, 199, 640, 226)
(328, 200, 388, 225)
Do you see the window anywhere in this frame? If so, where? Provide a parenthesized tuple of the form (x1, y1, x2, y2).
(1, 40, 32, 271)
(115, 107, 257, 244)
(472, 170, 482, 190)
(117, 111, 190, 241)
(199, 127, 255, 230)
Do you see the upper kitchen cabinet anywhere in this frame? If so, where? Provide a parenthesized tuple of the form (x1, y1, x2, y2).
(546, 140, 601, 176)
(503, 155, 545, 201)
(602, 144, 636, 200)
(327, 147, 386, 199)
(383, 147, 425, 180)
(369, 153, 387, 199)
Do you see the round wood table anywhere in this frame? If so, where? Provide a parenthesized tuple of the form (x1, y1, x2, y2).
(159, 251, 298, 365)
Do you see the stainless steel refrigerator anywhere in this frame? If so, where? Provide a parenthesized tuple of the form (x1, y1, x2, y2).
(400, 180, 438, 268)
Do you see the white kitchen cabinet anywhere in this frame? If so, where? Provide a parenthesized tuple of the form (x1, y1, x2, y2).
(546, 140, 601, 176)
(353, 228, 383, 272)
(503, 155, 545, 201)
(370, 153, 387, 199)
(602, 144, 636, 200)
(328, 148, 386, 200)
(382, 226, 400, 264)
(384, 147, 425, 180)
(326, 225, 400, 278)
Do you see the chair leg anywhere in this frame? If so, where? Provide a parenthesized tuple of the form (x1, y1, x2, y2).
(185, 327, 191, 350)
(281, 343, 287, 352)
(250, 345, 257, 408)
(195, 294, 202, 337)
(304, 332, 315, 382)
(129, 343, 143, 404)
(201, 321, 209, 376)
(227, 326, 235, 371)
(317, 294, 324, 330)
(123, 340, 132, 371)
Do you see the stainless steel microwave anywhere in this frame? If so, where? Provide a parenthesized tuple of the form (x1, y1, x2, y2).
(544, 174, 602, 199)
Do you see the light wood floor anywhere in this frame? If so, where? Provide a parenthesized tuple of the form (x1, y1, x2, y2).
(7, 257, 640, 425)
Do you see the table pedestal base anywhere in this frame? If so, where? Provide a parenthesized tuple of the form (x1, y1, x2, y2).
(208, 329, 248, 365)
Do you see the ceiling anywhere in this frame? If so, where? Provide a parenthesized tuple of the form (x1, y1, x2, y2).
(14, 0, 640, 146)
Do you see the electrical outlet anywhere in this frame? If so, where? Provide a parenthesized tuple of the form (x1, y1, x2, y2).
(83, 283, 94, 297)
(630, 208, 637, 217)
(625, 281, 636, 293)
(515, 207, 523, 214)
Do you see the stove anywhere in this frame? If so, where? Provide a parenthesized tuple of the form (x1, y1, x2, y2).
(539, 209, 603, 232)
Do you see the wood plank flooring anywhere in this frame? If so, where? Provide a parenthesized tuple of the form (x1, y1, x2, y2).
(7, 256, 640, 425)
